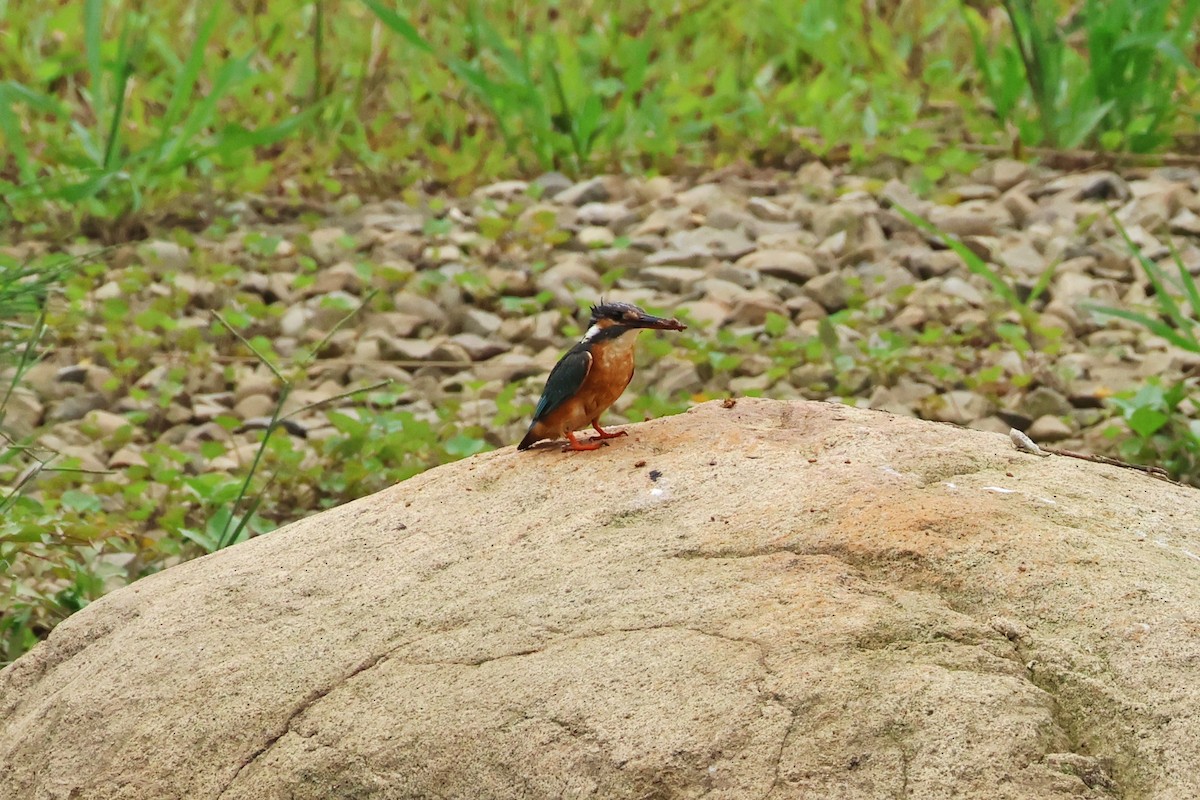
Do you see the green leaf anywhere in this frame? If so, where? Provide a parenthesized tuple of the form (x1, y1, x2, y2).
(1127, 405, 1169, 438)
(444, 434, 487, 457)
(60, 490, 102, 513)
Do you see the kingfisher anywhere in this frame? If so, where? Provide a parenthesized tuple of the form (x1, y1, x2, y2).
(518, 301, 687, 452)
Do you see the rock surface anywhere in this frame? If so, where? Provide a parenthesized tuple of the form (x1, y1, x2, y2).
(2, 398, 1199, 799)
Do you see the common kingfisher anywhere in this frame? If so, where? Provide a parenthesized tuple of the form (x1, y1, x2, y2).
(518, 301, 687, 452)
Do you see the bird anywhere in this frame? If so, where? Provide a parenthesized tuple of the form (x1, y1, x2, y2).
(518, 301, 687, 452)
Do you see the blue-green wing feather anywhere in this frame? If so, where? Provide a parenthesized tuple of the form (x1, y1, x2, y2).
(531, 345, 592, 422)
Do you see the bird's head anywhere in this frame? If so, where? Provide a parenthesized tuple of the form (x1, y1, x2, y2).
(583, 301, 686, 342)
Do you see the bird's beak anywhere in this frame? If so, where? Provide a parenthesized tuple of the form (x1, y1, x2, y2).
(629, 311, 687, 331)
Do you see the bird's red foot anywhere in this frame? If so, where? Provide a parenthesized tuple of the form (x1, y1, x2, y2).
(563, 431, 605, 451)
(588, 422, 628, 442)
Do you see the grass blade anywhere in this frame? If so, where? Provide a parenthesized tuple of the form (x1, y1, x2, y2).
(151, 3, 222, 164)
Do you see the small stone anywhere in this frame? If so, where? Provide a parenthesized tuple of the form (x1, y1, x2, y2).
(234, 374, 278, 403)
(635, 176, 675, 203)
(730, 292, 788, 325)
(1170, 208, 1200, 236)
(890, 305, 928, 330)
(645, 248, 707, 268)
(473, 180, 529, 200)
(667, 227, 755, 261)
(674, 184, 730, 213)
(938, 276, 985, 306)
(705, 207, 755, 231)
(576, 203, 630, 227)
(968, 416, 1012, 434)
(677, 299, 730, 329)
(478, 352, 541, 383)
(532, 172, 572, 199)
(381, 338, 438, 362)
(108, 447, 147, 469)
(928, 205, 999, 237)
(48, 393, 107, 423)
(54, 365, 89, 384)
(1000, 239, 1046, 277)
(528, 311, 563, 349)
(81, 409, 130, 439)
(652, 360, 703, 396)
(747, 197, 789, 222)
(312, 262, 365, 295)
(735, 250, 818, 284)
(856, 262, 914, 298)
(308, 227, 350, 265)
(1026, 415, 1074, 442)
(460, 308, 504, 337)
(450, 333, 509, 362)
(1001, 190, 1038, 226)
(953, 184, 1000, 201)
(537, 257, 602, 303)
(1016, 387, 1073, 420)
(555, 177, 610, 206)
(578, 226, 616, 248)
(2, 390, 43, 437)
(140, 240, 189, 272)
(710, 263, 759, 289)
(902, 249, 961, 278)
(803, 273, 853, 312)
(233, 393, 276, 420)
(924, 390, 993, 425)
(988, 159, 1031, 191)
(638, 266, 704, 294)
(392, 295, 449, 329)
(421, 244, 462, 265)
(279, 305, 315, 337)
(93, 281, 122, 301)
(811, 201, 877, 238)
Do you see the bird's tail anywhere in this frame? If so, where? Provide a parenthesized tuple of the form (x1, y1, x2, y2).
(517, 428, 540, 450)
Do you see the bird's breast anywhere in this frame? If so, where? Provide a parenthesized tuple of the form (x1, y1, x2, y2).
(581, 334, 637, 416)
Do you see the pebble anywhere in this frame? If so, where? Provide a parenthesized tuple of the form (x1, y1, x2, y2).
(734, 249, 818, 284)
(8, 161, 1195, 504)
(667, 227, 756, 261)
(924, 390, 993, 425)
(460, 308, 504, 337)
(532, 172, 572, 198)
(638, 266, 704, 294)
(3, 390, 43, 437)
(473, 180, 529, 201)
(48, 393, 107, 424)
(308, 227, 350, 265)
(477, 352, 541, 383)
(1015, 387, 1073, 420)
(802, 273, 853, 312)
(233, 394, 276, 420)
(1026, 415, 1074, 442)
(81, 409, 131, 439)
(747, 197, 789, 222)
(577, 226, 616, 248)
(141, 240, 190, 272)
(450, 333, 509, 361)
(555, 177, 610, 206)
(576, 203, 631, 227)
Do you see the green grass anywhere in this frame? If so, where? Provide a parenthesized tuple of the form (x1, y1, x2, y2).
(3, 0, 1196, 235)
(966, 0, 1200, 150)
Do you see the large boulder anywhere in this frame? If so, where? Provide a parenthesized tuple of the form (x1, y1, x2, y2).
(2, 398, 1198, 799)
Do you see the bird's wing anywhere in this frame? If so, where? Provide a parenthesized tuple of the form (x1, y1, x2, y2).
(531, 345, 592, 422)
